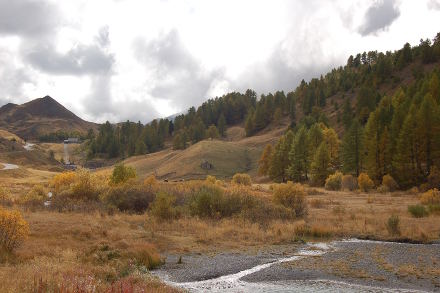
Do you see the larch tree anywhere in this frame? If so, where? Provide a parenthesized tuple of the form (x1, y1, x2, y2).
(288, 127, 310, 182)
(258, 144, 273, 176)
(342, 119, 364, 176)
(311, 142, 331, 186)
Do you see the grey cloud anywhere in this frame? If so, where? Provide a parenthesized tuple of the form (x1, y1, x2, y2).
(0, 0, 58, 37)
(84, 74, 159, 123)
(24, 43, 114, 76)
(232, 45, 334, 96)
(0, 50, 33, 103)
(359, 0, 400, 36)
(134, 30, 224, 109)
(428, 0, 440, 10)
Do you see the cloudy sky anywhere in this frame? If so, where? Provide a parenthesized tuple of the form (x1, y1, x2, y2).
(0, 0, 439, 123)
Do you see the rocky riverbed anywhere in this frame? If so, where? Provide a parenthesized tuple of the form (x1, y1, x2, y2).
(156, 239, 440, 292)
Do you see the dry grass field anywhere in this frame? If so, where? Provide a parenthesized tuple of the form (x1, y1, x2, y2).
(0, 164, 439, 292)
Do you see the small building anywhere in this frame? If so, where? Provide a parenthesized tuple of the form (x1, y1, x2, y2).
(64, 138, 80, 144)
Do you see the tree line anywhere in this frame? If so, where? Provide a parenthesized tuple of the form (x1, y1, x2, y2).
(259, 69, 440, 189)
(88, 33, 440, 163)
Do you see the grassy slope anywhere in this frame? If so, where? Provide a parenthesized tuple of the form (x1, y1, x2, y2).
(120, 117, 290, 181)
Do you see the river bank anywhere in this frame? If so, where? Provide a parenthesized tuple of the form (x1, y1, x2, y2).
(156, 239, 440, 292)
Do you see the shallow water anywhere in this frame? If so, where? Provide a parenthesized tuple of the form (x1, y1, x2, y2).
(0, 162, 19, 170)
(157, 240, 430, 293)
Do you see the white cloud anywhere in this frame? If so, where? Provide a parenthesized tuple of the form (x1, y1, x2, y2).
(0, 0, 439, 123)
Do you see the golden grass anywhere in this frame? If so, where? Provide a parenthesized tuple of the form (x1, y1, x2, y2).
(305, 189, 440, 242)
(0, 129, 24, 144)
(1, 172, 439, 291)
(0, 211, 180, 292)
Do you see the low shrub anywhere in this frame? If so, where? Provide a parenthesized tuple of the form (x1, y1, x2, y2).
(54, 169, 104, 201)
(341, 175, 357, 191)
(310, 199, 326, 208)
(231, 173, 252, 186)
(128, 243, 163, 270)
(49, 171, 76, 193)
(427, 166, 440, 189)
(143, 175, 159, 191)
(325, 172, 343, 191)
(377, 185, 390, 194)
(109, 164, 136, 185)
(423, 188, 438, 203)
(0, 188, 13, 206)
(150, 192, 178, 220)
(408, 186, 419, 195)
(103, 184, 155, 214)
(428, 204, 440, 214)
(420, 189, 440, 205)
(0, 207, 30, 251)
(387, 215, 401, 236)
(189, 185, 242, 219)
(240, 198, 294, 225)
(407, 204, 428, 218)
(205, 175, 217, 185)
(19, 184, 47, 209)
(272, 182, 307, 218)
(358, 173, 374, 192)
(382, 174, 398, 192)
(294, 224, 333, 238)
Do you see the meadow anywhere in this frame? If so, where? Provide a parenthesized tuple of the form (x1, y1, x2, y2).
(0, 165, 439, 292)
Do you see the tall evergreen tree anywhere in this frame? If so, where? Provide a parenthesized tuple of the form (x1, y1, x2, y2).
(342, 119, 364, 176)
(288, 127, 310, 182)
(311, 142, 331, 186)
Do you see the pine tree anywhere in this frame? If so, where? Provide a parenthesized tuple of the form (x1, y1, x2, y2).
(322, 127, 340, 171)
(342, 99, 353, 129)
(308, 123, 323, 156)
(379, 126, 392, 176)
(393, 106, 419, 187)
(311, 142, 331, 186)
(258, 144, 273, 176)
(135, 138, 147, 155)
(342, 119, 364, 176)
(288, 127, 310, 182)
(244, 109, 255, 137)
(416, 93, 439, 175)
(206, 125, 220, 139)
(217, 113, 226, 137)
(269, 132, 293, 182)
(364, 111, 381, 182)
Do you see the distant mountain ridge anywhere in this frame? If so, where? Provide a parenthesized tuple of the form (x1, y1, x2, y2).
(0, 96, 97, 140)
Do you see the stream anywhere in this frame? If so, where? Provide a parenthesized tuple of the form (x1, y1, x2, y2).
(156, 240, 439, 292)
(0, 162, 19, 170)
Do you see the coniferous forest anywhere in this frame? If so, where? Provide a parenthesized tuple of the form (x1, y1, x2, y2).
(88, 34, 440, 190)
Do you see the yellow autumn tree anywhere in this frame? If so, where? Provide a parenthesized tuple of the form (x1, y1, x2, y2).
(258, 144, 273, 176)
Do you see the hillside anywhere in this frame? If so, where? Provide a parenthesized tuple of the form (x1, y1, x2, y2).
(0, 96, 97, 140)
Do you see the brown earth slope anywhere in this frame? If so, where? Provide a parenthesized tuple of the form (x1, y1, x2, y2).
(0, 96, 97, 140)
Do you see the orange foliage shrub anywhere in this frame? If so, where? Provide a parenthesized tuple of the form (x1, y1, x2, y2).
(420, 188, 440, 205)
(272, 181, 307, 217)
(49, 171, 76, 193)
(341, 175, 357, 191)
(232, 173, 252, 186)
(358, 173, 374, 192)
(0, 208, 29, 251)
(144, 174, 159, 191)
(382, 174, 398, 192)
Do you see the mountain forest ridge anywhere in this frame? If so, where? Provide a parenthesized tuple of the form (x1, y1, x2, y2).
(1, 34, 440, 190)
